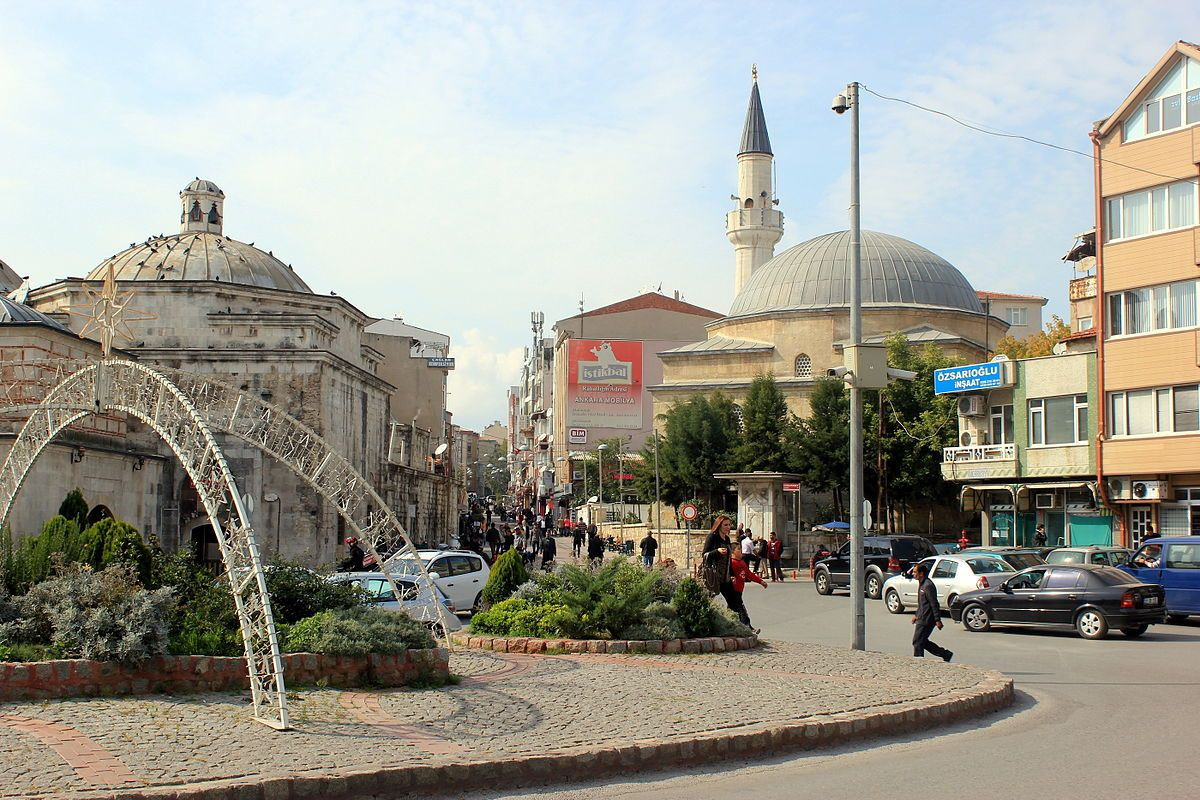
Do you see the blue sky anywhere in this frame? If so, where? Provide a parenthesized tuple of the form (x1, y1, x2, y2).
(2, 2, 1198, 428)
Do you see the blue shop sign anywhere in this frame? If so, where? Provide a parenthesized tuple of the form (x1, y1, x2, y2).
(933, 361, 1004, 394)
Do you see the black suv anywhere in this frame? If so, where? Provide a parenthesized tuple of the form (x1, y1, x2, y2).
(813, 535, 937, 600)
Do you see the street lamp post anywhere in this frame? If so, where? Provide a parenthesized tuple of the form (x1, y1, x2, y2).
(597, 443, 608, 527)
(834, 81, 866, 651)
(653, 430, 662, 536)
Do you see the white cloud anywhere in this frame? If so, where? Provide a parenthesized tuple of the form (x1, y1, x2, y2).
(448, 328, 523, 428)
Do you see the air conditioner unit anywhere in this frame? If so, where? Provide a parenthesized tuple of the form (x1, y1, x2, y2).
(1107, 478, 1132, 501)
(1132, 480, 1167, 500)
(957, 395, 986, 417)
(959, 431, 973, 447)
(1035, 493, 1060, 509)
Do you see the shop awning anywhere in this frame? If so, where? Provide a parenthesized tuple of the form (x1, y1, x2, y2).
(959, 481, 1098, 511)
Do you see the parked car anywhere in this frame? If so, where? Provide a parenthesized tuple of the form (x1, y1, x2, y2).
(386, 549, 491, 614)
(1046, 546, 1133, 567)
(883, 554, 1015, 613)
(325, 571, 464, 632)
(1120, 537, 1200, 623)
(949, 564, 1165, 639)
(933, 542, 963, 555)
(961, 547, 1046, 571)
(813, 535, 937, 600)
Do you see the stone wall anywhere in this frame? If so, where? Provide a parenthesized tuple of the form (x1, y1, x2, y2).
(0, 649, 449, 701)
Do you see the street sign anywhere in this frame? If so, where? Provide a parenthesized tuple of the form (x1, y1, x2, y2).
(426, 357, 455, 369)
(680, 503, 699, 522)
(783, 482, 801, 491)
(933, 361, 1005, 394)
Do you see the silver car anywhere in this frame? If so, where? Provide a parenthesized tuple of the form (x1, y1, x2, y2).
(884, 554, 1015, 614)
(1045, 546, 1133, 567)
(326, 571, 463, 632)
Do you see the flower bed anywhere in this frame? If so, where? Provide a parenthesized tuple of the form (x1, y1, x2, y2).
(452, 632, 759, 655)
(0, 648, 449, 701)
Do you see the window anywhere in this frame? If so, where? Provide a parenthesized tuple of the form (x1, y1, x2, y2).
(1009, 569, 1045, 590)
(1107, 279, 1200, 338)
(1166, 544, 1200, 569)
(1045, 569, 1083, 589)
(990, 404, 1014, 445)
(932, 560, 958, 579)
(794, 353, 812, 378)
(1108, 384, 1200, 436)
(1104, 180, 1197, 242)
(1078, 316, 1093, 332)
(1029, 395, 1087, 445)
(1123, 57, 1200, 142)
(1006, 307, 1027, 327)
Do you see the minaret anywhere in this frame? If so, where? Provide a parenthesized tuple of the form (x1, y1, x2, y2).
(179, 178, 225, 235)
(728, 66, 784, 295)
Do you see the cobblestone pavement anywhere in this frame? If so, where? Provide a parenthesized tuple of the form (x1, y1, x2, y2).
(0, 641, 1003, 798)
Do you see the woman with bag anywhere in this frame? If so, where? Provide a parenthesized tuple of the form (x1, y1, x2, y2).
(699, 515, 736, 609)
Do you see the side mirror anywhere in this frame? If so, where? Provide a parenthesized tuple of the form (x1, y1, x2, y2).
(1001, 582, 1013, 594)
(428, 572, 441, 580)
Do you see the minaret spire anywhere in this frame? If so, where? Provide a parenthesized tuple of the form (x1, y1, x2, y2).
(728, 68, 784, 295)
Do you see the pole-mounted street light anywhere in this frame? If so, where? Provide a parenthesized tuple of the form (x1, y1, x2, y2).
(597, 443, 608, 526)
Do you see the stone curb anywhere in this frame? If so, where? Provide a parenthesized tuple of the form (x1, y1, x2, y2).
(66, 671, 1013, 800)
(449, 632, 761, 654)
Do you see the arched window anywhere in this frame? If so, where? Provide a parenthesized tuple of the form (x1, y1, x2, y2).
(189, 200, 203, 222)
(207, 203, 221, 224)
(743, 198, 754, 208)
(794, 353, 812, 378)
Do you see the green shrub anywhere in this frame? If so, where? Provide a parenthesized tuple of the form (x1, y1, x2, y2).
(647, 564, 684, 604)
(264, 561, 361, 625)
(480, 549, 528, 608)
(1, 565, 175, 663)
(620, 601, 687, 640)
(57, 488, 88, 528)
(150, 551, 242, 656)
(469, 597, 575, 638)
(282, 606, 434, 656)
(3, 514, 152, 592)
(556, 558, 657, 639)
(711, 605, 753, 637)
(511, 572, 565, 606)
(672, 577, 715, 638)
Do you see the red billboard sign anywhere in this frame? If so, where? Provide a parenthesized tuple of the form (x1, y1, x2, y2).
(566, 339, 643, 430)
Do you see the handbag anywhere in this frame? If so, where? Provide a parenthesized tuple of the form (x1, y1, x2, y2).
(695, 556, 723, 596)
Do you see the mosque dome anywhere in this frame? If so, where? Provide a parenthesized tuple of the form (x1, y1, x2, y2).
(0, 294, 70, 332)
(727, 230, 983, 319)
(85, 179, 312, 293)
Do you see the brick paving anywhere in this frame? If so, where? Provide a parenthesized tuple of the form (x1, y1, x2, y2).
(0, 641, 1011, 799)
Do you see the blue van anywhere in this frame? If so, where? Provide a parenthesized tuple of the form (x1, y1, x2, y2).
(1120, 537, 1200, 621)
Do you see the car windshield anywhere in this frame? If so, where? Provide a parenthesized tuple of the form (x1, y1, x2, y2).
(892, 539, 936, 559)
(966, 557, 1010, 574)
(1003, 553, 1043, 570)
(1087, 567, 1142, 586)
(386, 556, 433, 576)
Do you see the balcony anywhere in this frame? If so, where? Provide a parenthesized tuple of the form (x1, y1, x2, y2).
(1069, 276, 1096, 302)
(941, 443, 1017, 481)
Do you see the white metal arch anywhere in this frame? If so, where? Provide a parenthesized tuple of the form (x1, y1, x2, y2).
(0, 360, 289, 729)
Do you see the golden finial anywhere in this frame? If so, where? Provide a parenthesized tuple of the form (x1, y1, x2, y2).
(752, 64, 758, 82)
(68, 264, 155, 358)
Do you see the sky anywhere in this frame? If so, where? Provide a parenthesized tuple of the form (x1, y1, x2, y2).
(2, 1, 1199, 430)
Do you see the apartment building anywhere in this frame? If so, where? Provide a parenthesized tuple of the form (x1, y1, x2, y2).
(1094, 41, 1200, 545)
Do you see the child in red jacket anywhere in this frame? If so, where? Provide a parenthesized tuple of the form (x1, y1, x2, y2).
(728, 547, 768, 633)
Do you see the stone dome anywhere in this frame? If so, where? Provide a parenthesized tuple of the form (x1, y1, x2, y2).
(88, 233, 313, 293)
(727, 230, 983, 318)
(86, 179, 312, 293)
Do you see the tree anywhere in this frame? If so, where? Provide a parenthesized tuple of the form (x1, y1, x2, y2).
(641, 394, 742, 510)
(993, 314, 1072, 359)
(57, 488, 88, 528)
(572, 438, 626, 505)
(730, 375, 791, 472)
(787, 378, 850, 516)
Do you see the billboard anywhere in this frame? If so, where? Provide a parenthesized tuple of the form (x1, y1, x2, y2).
(566, 339, 643, 429)
(933, 361, 1005, 395)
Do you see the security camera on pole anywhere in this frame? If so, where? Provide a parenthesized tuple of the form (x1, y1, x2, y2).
(831, 82, 915, 651)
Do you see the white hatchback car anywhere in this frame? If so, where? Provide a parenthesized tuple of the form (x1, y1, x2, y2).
(883, 554, 1015, 614)
(387, 550, 491, 615)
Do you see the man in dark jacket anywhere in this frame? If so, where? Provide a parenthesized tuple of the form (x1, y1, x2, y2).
(541, 534, 557, 571)
(911, 562, 952, 661)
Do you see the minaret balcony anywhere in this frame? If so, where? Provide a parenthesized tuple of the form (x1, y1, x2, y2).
(726, 208, 782, 230)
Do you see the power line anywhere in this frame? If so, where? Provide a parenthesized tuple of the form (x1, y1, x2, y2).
(859, 84, 1193, 184)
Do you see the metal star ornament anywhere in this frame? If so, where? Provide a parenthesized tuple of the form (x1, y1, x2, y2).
(67, 264, 156, 357)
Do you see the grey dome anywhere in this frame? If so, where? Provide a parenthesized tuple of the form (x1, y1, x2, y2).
(728, 230, 982, 318)
(184, 178, 224, 195)
(0, 258, 20, 292)
(88, 233, 312, 293)
(0, 295, 70, 332)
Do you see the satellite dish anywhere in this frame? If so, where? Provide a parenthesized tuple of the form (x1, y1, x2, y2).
(434, 443, 449, 456)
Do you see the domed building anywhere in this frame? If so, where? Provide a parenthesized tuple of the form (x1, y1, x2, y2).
(18, 179, 456, 565)
(652, 79, 1008, 420)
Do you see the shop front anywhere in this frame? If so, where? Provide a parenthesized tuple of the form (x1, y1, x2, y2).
(962, 481, 1111, 547)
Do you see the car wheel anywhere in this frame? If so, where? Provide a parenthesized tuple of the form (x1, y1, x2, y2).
(866, 572, 883, 600)
(962, 604, 991, 632)
(1167, 613, 1189, 624)
(471, 592, 483, 614)
(1075, 609, 1109, 640)
(1121, 624, 1149, 638)
(815, 569, 833, 595)
(885, 589, 905, 614)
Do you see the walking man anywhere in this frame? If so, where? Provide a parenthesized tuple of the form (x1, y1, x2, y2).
(1033, 523, 1048, 548)
(639, 531, 658, 569)
(911, 562, 952, 662)
(766, 532, 784, 582)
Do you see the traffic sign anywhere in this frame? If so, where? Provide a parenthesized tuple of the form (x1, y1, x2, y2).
(680, 503, 699, 522)
(783, 482, 801, 492)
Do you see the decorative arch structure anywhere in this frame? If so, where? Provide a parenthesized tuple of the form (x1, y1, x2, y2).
(0, 359, 289, 728)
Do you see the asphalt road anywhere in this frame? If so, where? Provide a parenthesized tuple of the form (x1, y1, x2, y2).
(441, 576, 1200, 800)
